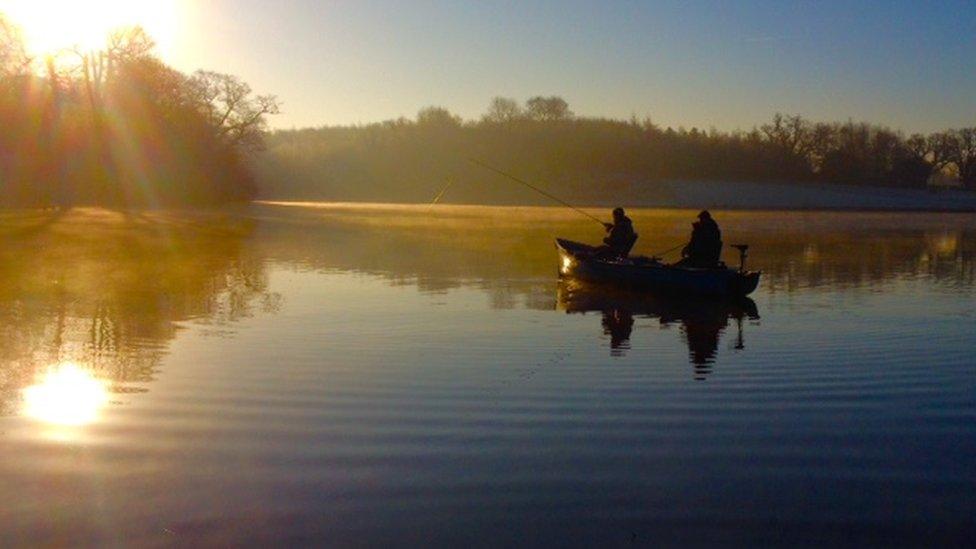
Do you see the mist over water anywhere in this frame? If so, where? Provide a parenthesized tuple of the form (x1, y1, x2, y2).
(0, 204, 974, 545)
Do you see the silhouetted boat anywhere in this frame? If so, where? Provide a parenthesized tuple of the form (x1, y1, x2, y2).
(556, 238, 761, 296)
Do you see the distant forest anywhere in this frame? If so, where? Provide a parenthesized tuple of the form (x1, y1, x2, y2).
(258, 96, 976, 204)
(0, 18, 277, 208)
(3, 12, 974, 210)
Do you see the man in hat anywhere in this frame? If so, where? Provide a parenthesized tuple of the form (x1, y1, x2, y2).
(679, 210, 723, 268)
(601, 207, 638, 258)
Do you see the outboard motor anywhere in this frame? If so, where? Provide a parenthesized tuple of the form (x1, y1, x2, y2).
(732, 244, 749, 272)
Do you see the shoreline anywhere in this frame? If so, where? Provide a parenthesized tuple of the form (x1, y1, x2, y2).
(258, 179, 976, 213)
(258, 200, 976, 214)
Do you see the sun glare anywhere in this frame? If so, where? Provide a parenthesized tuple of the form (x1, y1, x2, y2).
(22, 363, 109, 427)
(0, 0, 179, 58)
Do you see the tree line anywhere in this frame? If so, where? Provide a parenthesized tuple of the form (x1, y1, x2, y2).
(3, 7, 972, 211)
(259, 96, 975, 204)
(0, 17, 278, 209)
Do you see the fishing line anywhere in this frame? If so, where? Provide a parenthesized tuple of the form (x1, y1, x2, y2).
(468, 158, 606, 227)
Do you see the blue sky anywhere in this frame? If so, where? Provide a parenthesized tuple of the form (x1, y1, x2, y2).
(167, 0, 975, 131)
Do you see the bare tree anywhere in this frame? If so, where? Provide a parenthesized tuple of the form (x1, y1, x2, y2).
(0, 14, 30, 78)
(189, 70, 280, 151)
(106, 27, 155, 65)
(761, 113, 813, 157)
(906, 132, 953, 174)
(807, 122, 837, 172)
(482, 96, 522, 123)
(416, 106, 461, 127)
(945, 128, 976, 188)
(67, 26, 157, 110)
(525, 96, 573, 121)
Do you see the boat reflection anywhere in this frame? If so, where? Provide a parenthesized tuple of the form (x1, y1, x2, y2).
(557, 280, 760, 379)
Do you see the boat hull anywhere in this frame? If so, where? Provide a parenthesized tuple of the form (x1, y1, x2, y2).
(556, 238, 761, 297)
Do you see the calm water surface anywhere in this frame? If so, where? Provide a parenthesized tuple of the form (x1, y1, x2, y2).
(0, 204, 974, 546)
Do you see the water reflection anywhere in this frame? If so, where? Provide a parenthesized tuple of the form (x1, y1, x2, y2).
(557, 280, 760, 378)
(1, 204, 975, 545)
(22, 363, 108, 426)
(600, 309, 634, 356)
(3, 205, 974, 407)
(0, 209, 277, 418)
(254, 204, 976, 305)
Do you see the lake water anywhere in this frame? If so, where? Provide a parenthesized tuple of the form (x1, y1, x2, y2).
(1, 204, 974, 546)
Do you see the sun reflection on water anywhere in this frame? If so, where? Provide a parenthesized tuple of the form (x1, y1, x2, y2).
(22, 363, 109, 427)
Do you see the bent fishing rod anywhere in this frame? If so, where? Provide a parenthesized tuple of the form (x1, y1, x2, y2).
(467, 158, 606, 227)
(468, 158, 689, 257)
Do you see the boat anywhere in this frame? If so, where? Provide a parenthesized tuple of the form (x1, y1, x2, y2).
(555, 238, 761, 296)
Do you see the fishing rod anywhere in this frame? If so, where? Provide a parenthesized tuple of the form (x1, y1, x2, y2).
(427, 179, 456, 212)
(468, 158, 606, 227)
(650, 241, 687, 259)
(469, 158, 691, 258)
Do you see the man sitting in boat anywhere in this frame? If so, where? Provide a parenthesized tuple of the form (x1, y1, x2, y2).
(600, 207, 638, 258)
(677, 210, 723, 268)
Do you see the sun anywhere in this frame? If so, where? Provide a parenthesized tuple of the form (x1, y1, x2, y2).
(0, 0, 179, 57)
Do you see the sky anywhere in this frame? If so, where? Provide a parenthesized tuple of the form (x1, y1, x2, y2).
(4, 0, 975, 132)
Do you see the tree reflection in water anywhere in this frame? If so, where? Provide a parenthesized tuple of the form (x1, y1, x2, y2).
(0, 209, 278, 417)
(255, 204, 975, 310)
(558, 279, 760, 379)
(3, 204, 973, 408)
